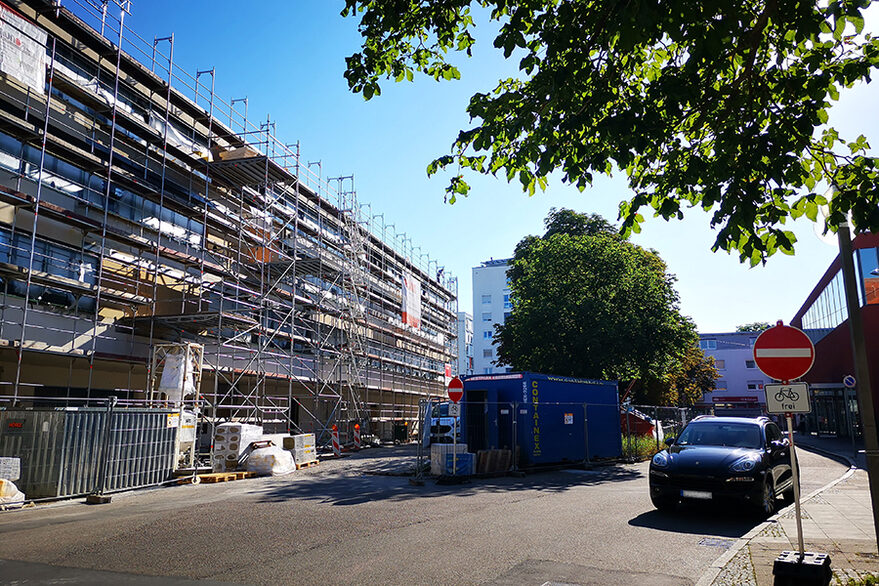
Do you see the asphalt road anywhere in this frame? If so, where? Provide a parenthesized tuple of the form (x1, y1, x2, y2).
(0, 445, 847, 586)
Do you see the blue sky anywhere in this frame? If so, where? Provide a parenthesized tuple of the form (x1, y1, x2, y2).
(101, 1, 879, 333)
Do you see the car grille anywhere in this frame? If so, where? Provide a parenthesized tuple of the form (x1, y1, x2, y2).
(667, 473, 726, 491)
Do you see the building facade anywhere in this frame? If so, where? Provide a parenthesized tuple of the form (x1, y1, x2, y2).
(472, 258, 512, 374)
(791, 232, 879, 438)
(456, 311, 473, 376)
(698, 332, 773, 416)
(0, 0, 457, 442)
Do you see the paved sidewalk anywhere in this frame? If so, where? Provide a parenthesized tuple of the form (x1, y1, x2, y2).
(702, 435, 879, 585)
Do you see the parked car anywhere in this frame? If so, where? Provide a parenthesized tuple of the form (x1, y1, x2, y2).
(648, 416, 795, 516)
(429, 401, 460, 444)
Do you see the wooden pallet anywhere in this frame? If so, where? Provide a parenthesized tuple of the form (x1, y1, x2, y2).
(202, 471, 254, 483)
(296, 460, 319, 470)
(179, 471, 254, 484)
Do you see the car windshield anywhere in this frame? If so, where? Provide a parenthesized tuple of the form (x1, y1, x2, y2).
(676, 422, 763, 449)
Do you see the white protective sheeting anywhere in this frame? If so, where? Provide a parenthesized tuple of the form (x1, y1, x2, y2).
(148, 113, 211, 161)
(0, 478, 25, 509)
(245, 445, 295, 476)
(0, 4, 46, 94)
(158, 350, 197, 404)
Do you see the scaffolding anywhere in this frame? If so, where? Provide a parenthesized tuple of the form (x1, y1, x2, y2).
(0, 0, 459, 445)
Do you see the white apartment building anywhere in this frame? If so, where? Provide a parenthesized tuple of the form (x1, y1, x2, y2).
(698, 331, 774, 417)
(472, 258, 513, 374)
(456, 312, 474, 376)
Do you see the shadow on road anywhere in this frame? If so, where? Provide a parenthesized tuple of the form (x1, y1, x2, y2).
(254, 462, 643, 506)
(628, 504, 760, 538)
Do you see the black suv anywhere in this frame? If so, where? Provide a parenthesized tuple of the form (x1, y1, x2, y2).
(649, 416, 794, 516)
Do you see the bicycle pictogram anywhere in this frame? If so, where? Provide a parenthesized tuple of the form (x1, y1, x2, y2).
(774, 387, 800, 402)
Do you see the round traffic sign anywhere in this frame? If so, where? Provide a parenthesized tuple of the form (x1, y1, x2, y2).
(753, 322, 815, 382)
(447, 376, 463, 403)
(843, 375, 856, 388)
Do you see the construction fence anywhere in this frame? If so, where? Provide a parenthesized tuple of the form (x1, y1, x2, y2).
(0, 400, 181, 499)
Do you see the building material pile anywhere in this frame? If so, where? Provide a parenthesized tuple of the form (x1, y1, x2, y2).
(284, 434, 317, 468)
(213, 423, 264, 472)
(0, 457, 23, 509)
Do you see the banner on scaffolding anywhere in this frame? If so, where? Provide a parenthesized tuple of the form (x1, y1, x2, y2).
(401, 273, 421, 329)
(0, 3, 47, 95)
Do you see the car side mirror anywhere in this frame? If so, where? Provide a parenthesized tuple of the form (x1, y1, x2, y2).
(770, 439, 788, 451)
(665, 436, 675, 446)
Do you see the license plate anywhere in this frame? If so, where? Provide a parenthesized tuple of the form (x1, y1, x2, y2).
(681, 490, 712, 500)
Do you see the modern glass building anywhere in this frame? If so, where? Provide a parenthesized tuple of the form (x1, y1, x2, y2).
(791, 232, 879, 438)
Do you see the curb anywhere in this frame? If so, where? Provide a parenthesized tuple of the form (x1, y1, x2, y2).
(695, 449, 856, 586)
(796, 441, 858, 469)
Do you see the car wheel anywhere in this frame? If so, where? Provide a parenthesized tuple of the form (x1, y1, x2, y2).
(650, 493, 677, 512)
(757, 478, 776, 518)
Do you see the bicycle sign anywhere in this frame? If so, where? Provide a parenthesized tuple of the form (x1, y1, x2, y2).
(765, 382, 811, 414)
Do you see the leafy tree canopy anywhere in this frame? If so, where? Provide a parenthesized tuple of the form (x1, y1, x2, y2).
(342, 0, 879, 265)
(494, 211, 698, 404)
(736, 321, 772, 332)
(543, 207, 621, 239)
(667, 347, 720, 406)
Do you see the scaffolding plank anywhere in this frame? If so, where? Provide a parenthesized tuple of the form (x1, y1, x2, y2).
(208, 155, 295, 188)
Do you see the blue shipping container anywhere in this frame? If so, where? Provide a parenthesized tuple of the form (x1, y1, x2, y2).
(460, 372, 621, 467)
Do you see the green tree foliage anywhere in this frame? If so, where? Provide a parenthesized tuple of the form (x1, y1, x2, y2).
(668, 347, 720, 406)
(494, 211, 697, 404)
(736, 321, 772, 332)
(542, 207, 621, 239)
(342, 0, 879, 265)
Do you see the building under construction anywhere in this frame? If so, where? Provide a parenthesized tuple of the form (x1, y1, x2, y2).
(0, 0, 458, 444)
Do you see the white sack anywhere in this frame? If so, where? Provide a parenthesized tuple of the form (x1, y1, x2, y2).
(245, 446, 295, 476)
(0, 478, 25, 509)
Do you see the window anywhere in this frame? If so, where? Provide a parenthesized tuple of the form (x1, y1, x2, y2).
(716, 380, 728, 390)
(484, 367, 492, 374)
(482, 294, 492, 304)
(765, 424, 782, 445)
(503, 294, 512, 309)
(715, 359, 725, 370)
(483, 349, 493, 358)
(483, 331, 492, 339)
(504, 312, 511, 321)
(747, 380, 764, 391)
(699, 339, 717, 350)
(745, 360, 756, 369)
(482, 312, 492, 322)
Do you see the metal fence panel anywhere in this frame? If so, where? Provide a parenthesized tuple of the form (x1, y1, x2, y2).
(0, 408, 178, 499)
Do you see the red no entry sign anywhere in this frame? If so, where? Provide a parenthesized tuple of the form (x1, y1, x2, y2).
(447, 376, 463, 403)
(753, 322, 815, 382)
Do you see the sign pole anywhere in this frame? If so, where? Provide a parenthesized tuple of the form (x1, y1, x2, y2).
(447, 377, 464, 476)
(785, 410, 805, 559)
(452, 411, 457, 476)
(756, 324, 833, 581)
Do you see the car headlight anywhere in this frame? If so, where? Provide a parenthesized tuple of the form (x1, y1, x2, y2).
(652, 452, 669, 467)
(729, 454, 761, 473)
